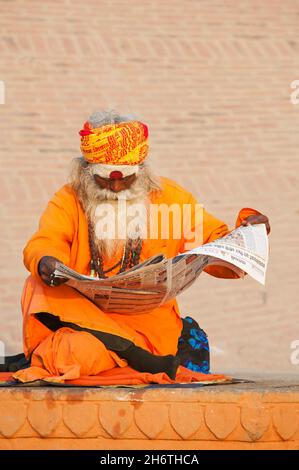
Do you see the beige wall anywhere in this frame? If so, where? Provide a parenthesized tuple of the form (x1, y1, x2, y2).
(0, 0, 298, 374)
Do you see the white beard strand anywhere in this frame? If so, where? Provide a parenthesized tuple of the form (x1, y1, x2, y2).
(72, 162, 161, 261)
(92, 197, 149, 260)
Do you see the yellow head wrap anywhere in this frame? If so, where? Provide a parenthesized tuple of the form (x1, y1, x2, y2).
(79, 120, 149, 165)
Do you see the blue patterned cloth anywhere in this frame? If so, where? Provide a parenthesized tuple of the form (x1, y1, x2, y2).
(176, 316, 210, 374)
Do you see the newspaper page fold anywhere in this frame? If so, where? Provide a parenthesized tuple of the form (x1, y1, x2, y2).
(53, 223, 269, 314)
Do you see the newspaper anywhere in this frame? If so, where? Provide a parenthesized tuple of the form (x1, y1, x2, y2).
(53, 223, 269, 315)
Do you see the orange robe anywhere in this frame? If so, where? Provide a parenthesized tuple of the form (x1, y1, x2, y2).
(14, 177, 260, 383)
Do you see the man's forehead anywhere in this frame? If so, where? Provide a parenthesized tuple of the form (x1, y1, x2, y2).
(91, 163, 139, 179)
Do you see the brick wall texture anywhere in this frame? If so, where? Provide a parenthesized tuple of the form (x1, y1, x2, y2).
(0, 0, 298, 374)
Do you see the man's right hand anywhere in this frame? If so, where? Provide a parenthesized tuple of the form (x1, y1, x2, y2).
(38, 256, 68, 287)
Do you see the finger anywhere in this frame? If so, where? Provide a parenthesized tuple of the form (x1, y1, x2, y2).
(55, 277, 68, 286)
(246, 216, 259, 224)
(40, 268, 51, 278)
(40, 269, 53, 283)
(254, 216, 268, 226)
(40, 273, 51, 286)
(257, 217, 267, 224)
(40, 270, 57, 287)
(49, 274, 67, 287)
(49, 273, 59, 287)
(246, 216, 263, 225)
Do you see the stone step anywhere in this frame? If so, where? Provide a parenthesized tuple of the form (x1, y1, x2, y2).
(0, 375, 299, 449)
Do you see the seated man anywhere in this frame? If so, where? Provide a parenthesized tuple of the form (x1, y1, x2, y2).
(14, 110, 270, 383)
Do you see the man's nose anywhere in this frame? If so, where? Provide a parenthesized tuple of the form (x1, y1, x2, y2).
(110, 180, 123, 192)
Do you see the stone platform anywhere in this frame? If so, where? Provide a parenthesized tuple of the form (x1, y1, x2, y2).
(0, 374, 299, 450)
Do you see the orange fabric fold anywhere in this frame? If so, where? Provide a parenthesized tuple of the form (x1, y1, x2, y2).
(8, 367, 229, 386)
(65, 366, 230, 386)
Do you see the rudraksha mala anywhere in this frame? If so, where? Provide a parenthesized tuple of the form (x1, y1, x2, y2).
(88, 220, 142, 279)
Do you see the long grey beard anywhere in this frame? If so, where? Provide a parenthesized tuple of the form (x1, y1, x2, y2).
(90, 197, 149, 260)
(69, 160, 161, 260)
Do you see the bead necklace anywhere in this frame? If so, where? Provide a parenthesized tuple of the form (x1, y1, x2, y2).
(88, 220, 142, 279)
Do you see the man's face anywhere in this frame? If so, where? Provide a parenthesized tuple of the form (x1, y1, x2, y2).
(93, 173, 137, 193)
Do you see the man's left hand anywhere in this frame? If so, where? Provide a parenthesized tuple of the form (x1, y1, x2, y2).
(241, 214, 271, 234)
